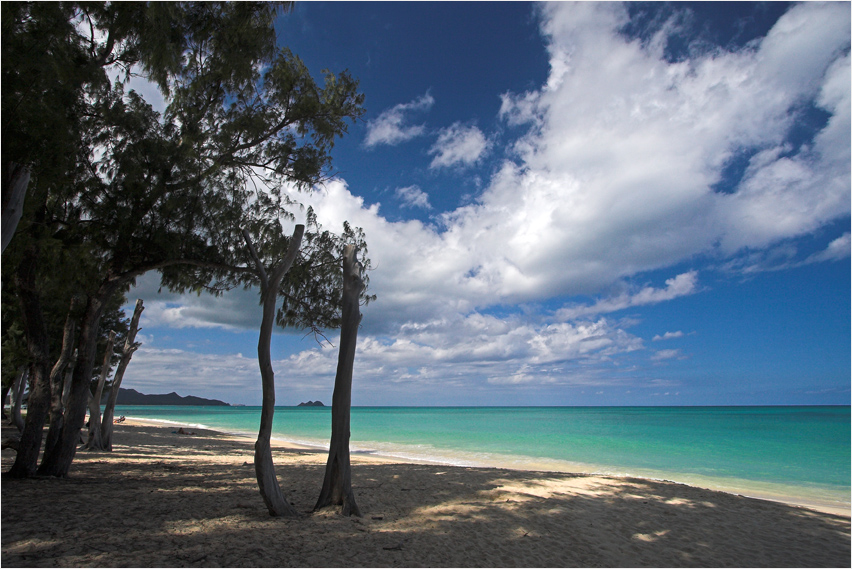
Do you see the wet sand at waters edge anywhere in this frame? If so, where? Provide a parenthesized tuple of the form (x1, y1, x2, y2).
(2, 420, 849, 567)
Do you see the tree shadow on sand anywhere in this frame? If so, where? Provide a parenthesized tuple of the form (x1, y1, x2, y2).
(2, 428, 849, 567)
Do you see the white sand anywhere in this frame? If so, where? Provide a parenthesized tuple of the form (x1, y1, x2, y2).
(2, 420, 849, 567)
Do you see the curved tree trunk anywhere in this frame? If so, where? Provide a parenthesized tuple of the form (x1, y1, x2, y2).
(315, 245, 363, 516)
(102, 299, 144, 450)
(243, 225, 304, 517)
(83, 330, 115, 451)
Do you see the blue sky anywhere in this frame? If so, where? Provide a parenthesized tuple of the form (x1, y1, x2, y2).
(124, 2, 850, 406)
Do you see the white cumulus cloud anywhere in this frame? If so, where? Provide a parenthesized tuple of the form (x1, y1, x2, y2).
(428, 123, 490, 169)
(127, 2, 850, 404)
(556, 272, 699, 320)
(364, 93, 435, 148)
(395, 185, 432, 210)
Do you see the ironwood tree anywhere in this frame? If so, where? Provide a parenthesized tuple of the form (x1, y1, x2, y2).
(242, 225, 305, 517)
(224, 206, 372, 515)
(315, 244, 365, 517)
(82, 330, 115, 451)
(1, 242, 130, 474)
(3, 1, 366, 479)
(100, 299, 144, 451)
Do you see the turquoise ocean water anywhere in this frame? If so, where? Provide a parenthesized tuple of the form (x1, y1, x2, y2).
(115, 405, 850, 511)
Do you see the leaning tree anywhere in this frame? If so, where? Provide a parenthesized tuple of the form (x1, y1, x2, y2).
(100, 299, 145, 450)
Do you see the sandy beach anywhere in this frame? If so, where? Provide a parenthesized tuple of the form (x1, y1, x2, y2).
(2, 420, 849, 567)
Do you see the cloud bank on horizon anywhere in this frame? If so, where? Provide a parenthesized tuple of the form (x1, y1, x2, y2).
(127, 2, 850, 405)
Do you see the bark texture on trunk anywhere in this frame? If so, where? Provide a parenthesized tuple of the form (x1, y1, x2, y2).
(10, 243, 54, 477)
(101, 299, 144, 450)
(61, 365, 73, 409)
(83, 330, 115, 451)
(243, 225, 305, 517)
(2, 162, 30, 253)
(42, 302, 80, 462)
(41, 363, 76, 466)
(315, 245, 363, 517)
(39, 286, 115, 477)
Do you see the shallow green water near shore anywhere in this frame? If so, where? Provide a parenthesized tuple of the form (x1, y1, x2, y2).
(115, 405, 850, 510)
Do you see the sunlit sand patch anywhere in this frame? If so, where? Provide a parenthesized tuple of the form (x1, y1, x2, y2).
(632, 529, 671, 542)
(412, 501, 492, 521)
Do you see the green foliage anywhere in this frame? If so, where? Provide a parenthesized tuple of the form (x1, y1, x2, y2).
(3, 0, 371, 392)
(0, 268, 130, 389)
(277, 213, 375, 339)
(2, 2, 96, 178)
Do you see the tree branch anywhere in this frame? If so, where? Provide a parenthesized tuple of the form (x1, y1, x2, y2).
(270, 224, 306, 286)
(241, 229, 269, 289)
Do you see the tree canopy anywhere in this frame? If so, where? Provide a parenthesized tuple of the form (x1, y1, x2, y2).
(2, 1, 369, 479)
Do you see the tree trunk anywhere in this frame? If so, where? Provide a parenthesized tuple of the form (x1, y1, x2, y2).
(43, 359, 77, 461)
(9, 240, 54, 477)
(243, 225, 304, 517)
(102, 299, 144, 450)
(2, 162, 30, 253)
(83, 330, 115, 451)
(39, 284, 117, 477)
(10, 368, 27, 433)
(315, 245, 363, 516)
(42, 301, 80, 461)
(61, 364, 73, 409)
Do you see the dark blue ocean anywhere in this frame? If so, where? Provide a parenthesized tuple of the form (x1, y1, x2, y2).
(115, 405, 850, 511)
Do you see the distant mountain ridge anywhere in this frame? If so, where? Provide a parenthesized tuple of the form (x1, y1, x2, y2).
(112, 388, 230, 406)
(297, 400, 325, 407)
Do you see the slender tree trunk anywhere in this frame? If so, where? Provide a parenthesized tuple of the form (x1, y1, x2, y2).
(39, 284, 117, 477)
(9, 240, 54, 477)
(42, 300, 80, 461)
(83, 330, 115, 451)
(10, 368, 27, 433)
(243, 225, 304, 517)
(102, 299, 144, 450)
(2, 162, 30, 253)
(315, 245, 363, 516)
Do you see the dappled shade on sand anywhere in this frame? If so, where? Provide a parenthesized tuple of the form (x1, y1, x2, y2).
(2, 422, 849, 567)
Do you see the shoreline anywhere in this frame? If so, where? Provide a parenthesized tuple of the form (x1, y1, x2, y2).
(2, 420, 849, 567)
(124, 416, 850, 517)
